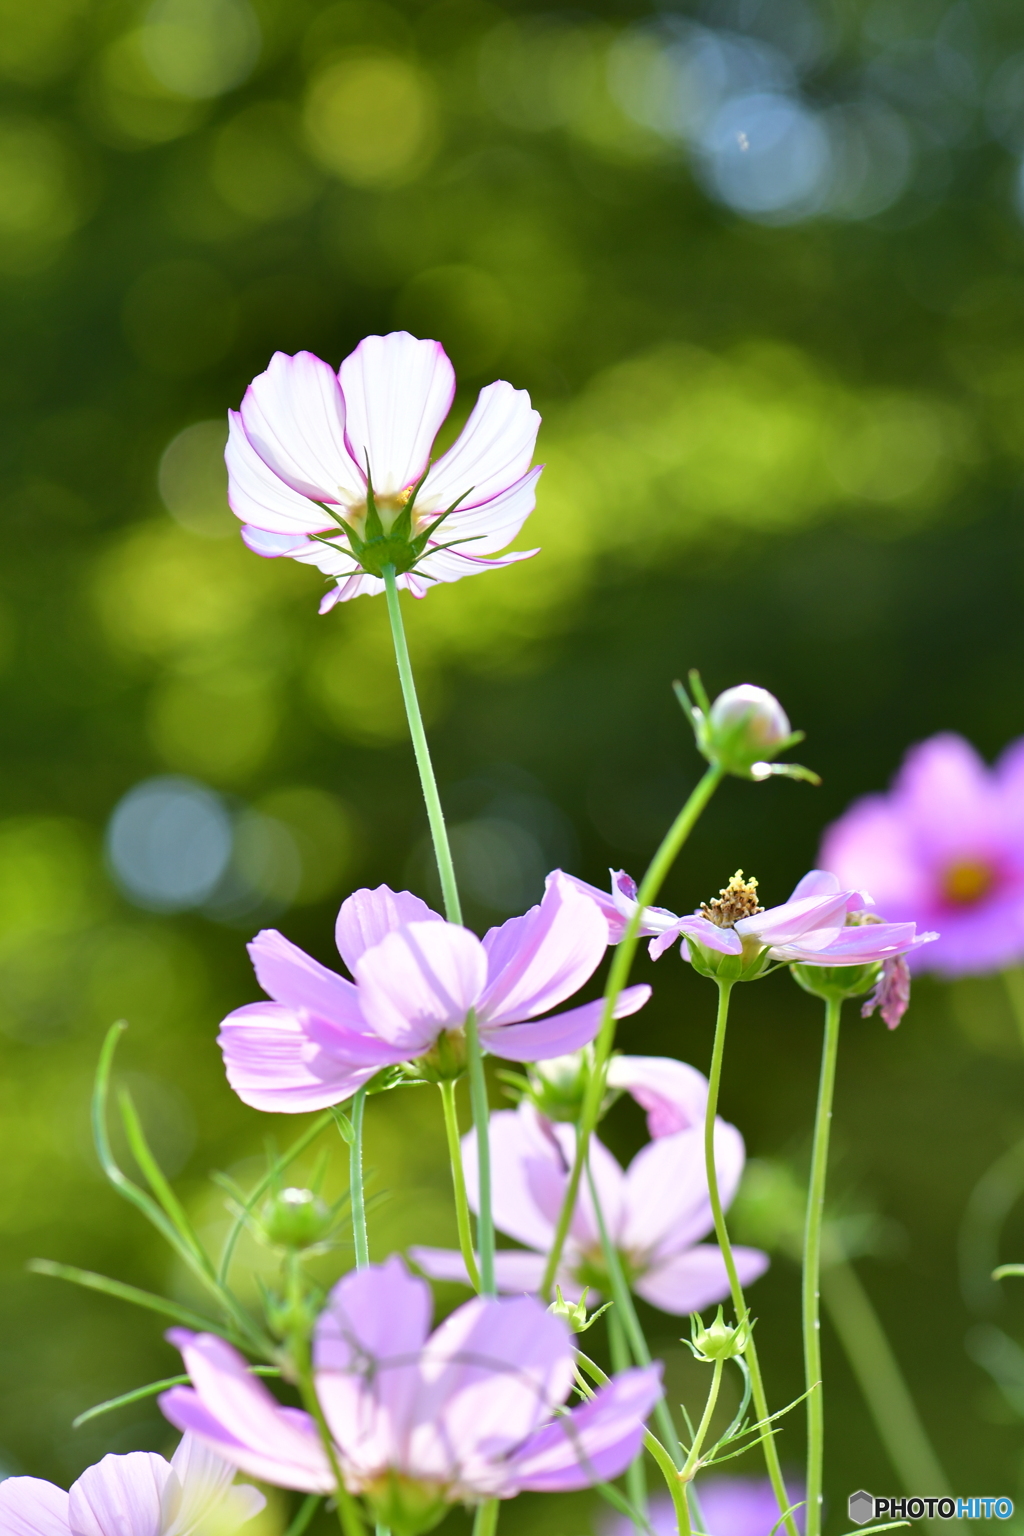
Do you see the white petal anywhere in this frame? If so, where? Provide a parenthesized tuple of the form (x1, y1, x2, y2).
(226, 413, 336, 537)
(238, 351, 362, 502)
(339, 332, 455, 495)
(427, 465, 542, 558)
(421, 381, 540, 512)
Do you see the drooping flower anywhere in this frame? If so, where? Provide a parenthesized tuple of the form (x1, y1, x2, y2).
(225, 333, 542, 608)
(821, 731, 1024, 977)
(219, 873, 650, 1112)
(410, 1072, 768, 1315)
(160, 1256, 662, 1536)
(0, 1433, 265, 1536)
(602, 1476, 805, 1536)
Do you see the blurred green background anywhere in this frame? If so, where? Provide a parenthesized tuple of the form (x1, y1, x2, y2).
(7, 0, 1024, 1529)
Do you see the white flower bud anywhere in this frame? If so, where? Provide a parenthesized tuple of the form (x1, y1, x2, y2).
(709, 685, 791, 749)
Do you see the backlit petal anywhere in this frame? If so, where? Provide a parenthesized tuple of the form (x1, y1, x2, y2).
(354, 921, 487, 1050)
(339, 333, 455, 496)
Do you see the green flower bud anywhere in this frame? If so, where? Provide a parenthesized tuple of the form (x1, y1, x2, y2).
(689, 1305, 751, 1362)
(525, 1051, 590, 1123)
(547, 1285, 611, 1333)
(260, 1187, 333, 1251)
(790, 960, 881, 1003)
(675, 672, 819, 785)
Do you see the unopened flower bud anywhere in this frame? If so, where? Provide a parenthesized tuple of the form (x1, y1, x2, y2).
(547, 1285, 610, 1333)
(260, 1187, 332, 1251)
(790, 960, 882, 1003)
(689, 1305, 750, 1362)
(524, 1052, 590, 1123)
(675, 672, 819, 784)
(710, 685, 791, 751)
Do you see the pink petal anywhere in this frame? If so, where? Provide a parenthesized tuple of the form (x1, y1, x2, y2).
(68, 1454, 172, 1536)
(338, 333, 455, 496)
(623, 1120, 746, 1259)
(462, 1107, 562, 1254)
(420, 380, 540, 513)
(523, 1125, 627, 1252)
(779, 924, 937, 966)
(634, 1245, 768, 1315)
(736, 889, 852, 947)
(605, 1055, 709, 1138)
(160, 1334, 332, 1494)
(315, 1255, 432, 1372)
(555, 871, 630, 943)
(508, 1366, 663, 1492)
(217, 1001, 388, 1113)
(240, 525, 310, 558)
(408, 1246, 548, 1295)
(820, 794, 932, 916)
(0, 1480, 70, 1536)
(413, 545, 539, 586)
(248, 930, 364, 1026)
(786, 870, 843, 902)
(424, 465, 542, 558)
(480, 984, 650, 1062)
(353, 921, 487, 1051)
(238, 351, 363, 504)
(334, 885, 443, 975)
(479, 872, 609, 1027)
(226, 413, 335, 537)
(674, 916, 744, 956)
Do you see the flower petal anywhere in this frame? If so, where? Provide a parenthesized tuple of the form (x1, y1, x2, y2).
(622, 1120, 746, 1259)
(239, 525, 311, 558)
(354, 921, 487, 1050)
(425, 465, 542, 560)
(605, 1055, 709, 1138)
(226, 413, 335, 537)
(334, 885, 443, 975)
(315, 1255, 432, 1372)
(555, 871, 631, 944)
(735, 890, 852, 947)
(0, 1480, 71, 1536)
(786, 870, 843, 902)
(461, 1107, 562, 1254)
(778, 923, 937, 966)
(420, 380, 540, 513)
(480, 984, 650, 1062)
(408, 1246, 549, 1295)
(248, 930, 364, 1026)
(68, 1454, 172, 1536)
(238, 351, 362, 504)
(217, 1002, 388, 1113)
(339, 333, 455, 496)
(164, 1434, 264, 1536)
(479, 872, 609, 1027)
(160, 1334, 332, 1494)
(674, 916, 744, 957)
(414, 545, 539, 586)
(634, 1246, 768, 1316)
(507, 1366, 663, 1492)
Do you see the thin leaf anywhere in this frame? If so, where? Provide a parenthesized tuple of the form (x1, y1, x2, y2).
(118, 1086, 207, 1267)
(834, 1524, 910, 1536)
(29, 1260, 227, 1336)
(769, 1502, 807, 1536)
(285, 1497, 323, 1536)
(593, 1479, 654, 1534)
(72, 1365, 281, 1429)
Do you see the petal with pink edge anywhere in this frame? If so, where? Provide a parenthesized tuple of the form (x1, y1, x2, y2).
(217, 1002, 385, 1113)
(425, 465, 542, 558)
(414, 545, 539, 586)
(314, 1255, 431, 1372)
(0, 1480, 70, 1536)
(735, 890, 852, 947)
(334, 885, 443, 975)
(555, 871, 629, 943)
(248, 930, 364, 1027)
(634, 1245, 769, 1315)
(339, 333, 455, 496)
(480, 984, 650, 1062)
(238, 352, 362, 503)
(479, 873, 608, 1026)
(508, 1366, 663, 1492)
(605, 1055, 709, 1138)
(226, 414, 335, 537)
(421, 382, 540, 511)
(354, 921, 486, 1050)
(67, 1453, 171, 1536)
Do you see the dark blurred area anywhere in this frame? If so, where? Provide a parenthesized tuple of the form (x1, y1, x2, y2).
(4, 0, 1024, 1527)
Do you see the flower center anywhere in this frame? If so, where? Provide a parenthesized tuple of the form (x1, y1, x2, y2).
(942, 858, 995, 906)
(700, 870, 764, 928)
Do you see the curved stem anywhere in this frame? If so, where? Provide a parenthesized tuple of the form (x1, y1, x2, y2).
(382, 565, 495, 1295)
(439, 1080, 481, 1292)
(349, 1086, 369, 1270)
(680, 1359, 724, 1480)
(705, 980, 798, 1536)
(803, 996, 843, 1536)
(541, 764, 724, 1297)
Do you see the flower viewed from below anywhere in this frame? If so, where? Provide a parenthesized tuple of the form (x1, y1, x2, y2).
(226, 332, 542, 608)
(411, 1083, 768, 1314)
(160, 1257, 662, 1535)
(219, 873, 650, 1112)
(821, 732, 1024, 977)
(603, 1477, 805, 1536)
(0, 1433, 265, 1536)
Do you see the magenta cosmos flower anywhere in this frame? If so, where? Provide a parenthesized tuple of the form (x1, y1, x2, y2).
(160, 1257, 662, 1532)
(0, 1433, 264, 1536)
(411, 1059, 767, 1314)
(604, 1476, 805, 1536)
(219, 873, 650, 1112)
(821, 732, 1024, 977)
(226, 332, 541, 608)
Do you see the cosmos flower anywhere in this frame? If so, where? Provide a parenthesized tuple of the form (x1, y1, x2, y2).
(821, 731, 1024, 977)
(602, 1477, 805, 1536)
(410, 1087, 768, 1315)
(225, 333, 542, 608)
(0, 1434, 264, 1536)
(159, 1257, 662, 1533)
(219, 874, 650, 1112)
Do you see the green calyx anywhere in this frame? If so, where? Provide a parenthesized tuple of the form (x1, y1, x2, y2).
(689, 1304, 752, 1362)
(674, 670, 820, 784)
(687, 933, 772, 984)
(548, 1284, 611, 1333)
(363, 1472, 450, 1536)
(312, 467, 475, 581)
(790, 960, 881, 1002)
(411, 1028, 468, 1084)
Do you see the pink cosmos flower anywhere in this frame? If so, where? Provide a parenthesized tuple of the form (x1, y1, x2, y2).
(219, 873, 650, 1112)
(0, 1433, 264, 1536)
(567, 869, 934, 969)
(821, 732, 1024, 977)
(603, 1476, 805, 1536)
(159, 1257, 662, 1522)
(411, 1063, 768, 1315)
(226, 332, 541, 608)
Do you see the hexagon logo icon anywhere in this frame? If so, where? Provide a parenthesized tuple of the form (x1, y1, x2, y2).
(848, 1491, 875, 1525)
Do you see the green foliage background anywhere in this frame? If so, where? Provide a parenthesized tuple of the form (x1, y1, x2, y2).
(3, 0, 1024, 1528)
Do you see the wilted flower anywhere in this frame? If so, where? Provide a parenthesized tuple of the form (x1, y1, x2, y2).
(226, 333, 542, 608)
(411, 1089, 767, 1315)
(602, 1477, 805, 1536)
(821, 731, 1024, 977)
(0, 1433, 264, 1536)
(219, 874, 650, 1112)
(160, 1257, 662, 1536)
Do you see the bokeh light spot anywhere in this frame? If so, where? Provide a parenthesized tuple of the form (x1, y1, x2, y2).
(256, 787, 357, 905)
(304, 53, 437, 185)
(106, 777, 232, 912)
(0, 117, 86, 272)
(141, 0, 260, 100)
(147, 671, 279, 783)
(158, 420, 233, 540)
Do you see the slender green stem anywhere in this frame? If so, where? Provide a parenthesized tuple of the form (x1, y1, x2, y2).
(609, 1308, 648, 1528)
(577, 1351, 691, 1535)
(821, 1258, 951, 1509)
(286, 1497, 322, 1536)
(349, 1086, 370, 1270)
(681, 1360, 724, 1480)
(803, 996, 843, 1536)
(541, 764, 724, 1298)
(705, 981, 797, 1536)
(382, 564, 495, 1297)
(439, 1081, 481, 1291)
(295, 1360, 364, 1536)
(472, 1500, 499, 1536)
